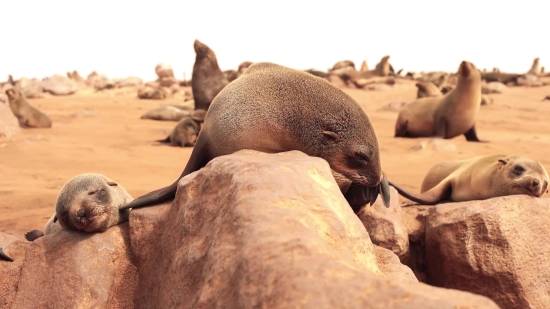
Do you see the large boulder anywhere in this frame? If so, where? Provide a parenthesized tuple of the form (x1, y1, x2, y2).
(425, 196, 550, 309)
(41, 74, 78, 95)
(128, 150, 498, 309)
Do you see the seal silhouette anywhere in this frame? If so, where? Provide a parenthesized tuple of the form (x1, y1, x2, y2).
(389, 154, 549, 206)
(395, 60, 485, 142)
(120, 62, 391, 212)
(191, 39, 228, 111)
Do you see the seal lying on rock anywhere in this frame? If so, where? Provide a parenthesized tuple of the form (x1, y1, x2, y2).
(23, 173, 134, 244)
(120, 62, 392, 212)
(156, 109, 206, 147)
(394, 60, 485, 142)
(389, 154, 549, 206)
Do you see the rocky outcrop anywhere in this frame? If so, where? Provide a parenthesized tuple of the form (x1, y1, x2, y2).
(41, 74, 78, 95)
(425, 196, 550, 309)
(0, 150, 499, 309)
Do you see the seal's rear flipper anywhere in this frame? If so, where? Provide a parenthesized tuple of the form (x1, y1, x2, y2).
(0, 248, 14, 262)
(394, 120, 409, 137)
(388, 180, 451, 206)
(155, 136, 171, 144)
(25, 229, 45, 241)
(464, 124, 488, 143)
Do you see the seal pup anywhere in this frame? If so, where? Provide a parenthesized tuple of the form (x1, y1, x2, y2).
(415, 81, 442, 98)
(120, 62, 391, 212)
(157, 109, 206, 147)
(5, 88, 52, 128)
(388, 154, 549, 205)
(191, 39, 229, 111)
(394, 60, 485, 142)
(29, 173, 134, 236)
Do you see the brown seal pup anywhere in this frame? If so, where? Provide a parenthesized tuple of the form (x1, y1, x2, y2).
(157, 109, 206, 147)
(415, 81, 442, 98)
(5, 88, 52, 128)
(394, 60, 485, 142)
(120, 62, 391, 212)
(191, 39, 229, 111)
(51, 173, 134, 233)
(388, 154, 549, 205)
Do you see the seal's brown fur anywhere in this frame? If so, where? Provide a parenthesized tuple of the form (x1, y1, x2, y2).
(191, 39, 229, 111)
(5, 88, 52, 128)
(395, 61, 485, 142)
(157, 109, 206, 147)
(121, 62, 391, 212)
(389, 154, 549, 205)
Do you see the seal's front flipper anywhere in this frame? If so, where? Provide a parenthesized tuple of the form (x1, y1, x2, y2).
(0, 248, 14, 262)
(464, 124, 488, 143)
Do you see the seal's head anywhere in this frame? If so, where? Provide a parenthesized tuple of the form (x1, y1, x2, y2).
(497, 155, 549, 197)
(55, 173, 133, 233)
(458, 60, 481, 81)
(194, 39, 217, 62)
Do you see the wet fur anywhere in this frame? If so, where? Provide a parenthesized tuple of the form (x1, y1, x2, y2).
(390, 154, 549, 206)
(121, 62, 391, 212)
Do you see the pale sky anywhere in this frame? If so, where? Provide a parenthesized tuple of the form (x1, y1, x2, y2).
(1, 0, 547, 82)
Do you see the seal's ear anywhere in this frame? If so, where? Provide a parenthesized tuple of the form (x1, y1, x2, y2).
(321, 130, 338, 141)
(53, 215, 58, 223)
(107, 181, 118, 186)
(498, 159, 508, 165)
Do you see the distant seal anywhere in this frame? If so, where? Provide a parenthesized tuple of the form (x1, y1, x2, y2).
(157, 109, 207, 147)
(360, 60, 369, 72)
(415, 81, 442, 98)
(394, 60, 485, 142)
(120, 62, 391, 212)
(527, 57, 542, 76)
(191, 39, 229, 111)
(5, 88, 52, 128)
(238, 61, 254, 73)
(304, 69, 328, 78)
(140, 105, 191, 121)
(374, 55, 393, 76)
(330, 60, 355, 71)
(51, 173, 133, 233)
(388, 154, 549, 205)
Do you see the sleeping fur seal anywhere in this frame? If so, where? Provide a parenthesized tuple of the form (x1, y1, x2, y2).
(389, 154, 549, 206)
(121, 62, 391, 212)
(156, 109, 206, 147)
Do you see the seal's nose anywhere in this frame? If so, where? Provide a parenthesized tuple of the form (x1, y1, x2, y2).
(77, 209, 86, 217)
(532, 179, 540, 188)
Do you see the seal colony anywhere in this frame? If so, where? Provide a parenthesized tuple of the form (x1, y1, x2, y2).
(120, 62, 392, 212)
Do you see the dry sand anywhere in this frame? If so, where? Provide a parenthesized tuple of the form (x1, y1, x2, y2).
(1, 82, 550, 239)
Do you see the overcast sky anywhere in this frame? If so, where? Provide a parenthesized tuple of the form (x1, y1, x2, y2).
(1, 0, 547, 81)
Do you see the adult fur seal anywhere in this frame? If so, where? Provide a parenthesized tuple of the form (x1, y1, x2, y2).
(121, 62, 391, 212)
(5, 88, 52, 128)
(415, 81, 442, 98)
(394, 60, 485, 142)
(157, 109, 206, 147)
(191, 39, 229, 111)
(389, 154, 549, 206)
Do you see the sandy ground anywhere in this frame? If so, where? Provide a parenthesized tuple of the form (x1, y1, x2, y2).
(1, 81, 550, 239)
